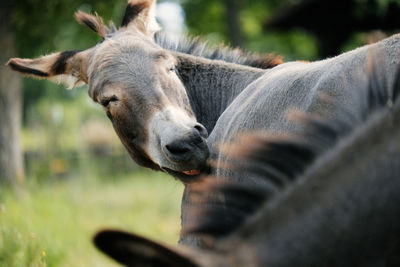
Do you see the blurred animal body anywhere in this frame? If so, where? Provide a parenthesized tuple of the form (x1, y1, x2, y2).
(93, 62, 400, 267)
(7, 0, 400, 246)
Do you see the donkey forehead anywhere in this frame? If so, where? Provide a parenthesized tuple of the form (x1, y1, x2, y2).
(88, 36, 175, 98)
(90, 35, 171, 69)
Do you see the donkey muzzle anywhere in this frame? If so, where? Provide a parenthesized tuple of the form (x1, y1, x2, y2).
(162, 124, 209, 168)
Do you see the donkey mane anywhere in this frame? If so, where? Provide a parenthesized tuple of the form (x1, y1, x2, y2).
(154, 32, 283, 69)
(183, 56, 400, 239)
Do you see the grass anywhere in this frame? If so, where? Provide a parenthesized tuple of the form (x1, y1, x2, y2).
(0, 171, 184, 267)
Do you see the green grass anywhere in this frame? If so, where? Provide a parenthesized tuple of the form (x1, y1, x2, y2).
(0, 171, 184, 267)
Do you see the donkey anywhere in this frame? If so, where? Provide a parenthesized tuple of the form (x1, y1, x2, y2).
(93, 63, 400, 267)
(7, 0, 280, 180)
(7, 0, 400, 245)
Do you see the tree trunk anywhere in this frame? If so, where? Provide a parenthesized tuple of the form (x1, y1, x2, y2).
(0, 2, 24, 185)
(225, 0, 244, 48)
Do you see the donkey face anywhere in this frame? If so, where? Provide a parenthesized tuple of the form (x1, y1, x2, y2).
(7, 0, 209, 179)
(88, 32, 209, 174)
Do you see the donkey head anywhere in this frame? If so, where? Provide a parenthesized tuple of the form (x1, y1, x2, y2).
(7, 0, 209, 180)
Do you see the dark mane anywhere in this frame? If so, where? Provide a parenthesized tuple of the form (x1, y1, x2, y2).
(182, 55, 400, 240)
(154, 32, 283, 69)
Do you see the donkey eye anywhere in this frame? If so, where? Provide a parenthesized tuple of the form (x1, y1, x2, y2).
(100, 95, 118, 107)
(168, 66, 176, 73)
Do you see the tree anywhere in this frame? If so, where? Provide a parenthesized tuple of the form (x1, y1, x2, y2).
(225, 0, 244, 47)
(0, 1, 24, 185)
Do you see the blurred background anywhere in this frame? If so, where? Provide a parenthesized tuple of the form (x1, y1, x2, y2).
(1, 0, 399, 266)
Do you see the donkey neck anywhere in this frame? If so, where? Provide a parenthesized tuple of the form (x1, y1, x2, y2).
(174, 52, 266, 133)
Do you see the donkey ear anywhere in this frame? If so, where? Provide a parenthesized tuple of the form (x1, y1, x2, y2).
(121, 0, 160, 36)
(6, 50, 89, 89)
(94, 229, 199, 267)
(75, 11, 108, 38)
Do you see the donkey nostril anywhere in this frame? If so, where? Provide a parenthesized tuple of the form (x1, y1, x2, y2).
(165, 142, 190, 155)
(194, 123, 208, 138)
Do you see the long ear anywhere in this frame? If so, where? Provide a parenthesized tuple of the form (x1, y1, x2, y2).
(94, 229, 199, 267)
(6, 50, 90, 89)
(121, 0, 160, 36)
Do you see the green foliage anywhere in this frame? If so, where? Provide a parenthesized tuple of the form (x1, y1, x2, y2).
(0, 172, 183, 266)
(182, 0, 227, 42)
(11, 0, 125, 56)
(181, 0, 400, 60)
(181, 0, 319, 60)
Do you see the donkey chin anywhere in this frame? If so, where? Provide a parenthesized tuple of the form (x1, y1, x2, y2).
(150, 136, 210, 182)
(159, 143, 210, 182)
(147, 108, 210, 182)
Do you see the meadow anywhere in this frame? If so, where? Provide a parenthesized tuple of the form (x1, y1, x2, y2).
(1, 89, 183, 267)
(0, 171, 183, 267)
